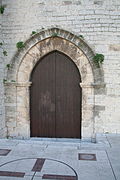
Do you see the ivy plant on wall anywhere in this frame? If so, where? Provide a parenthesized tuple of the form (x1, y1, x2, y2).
(3, 50, 7, 56)
(78, 35, 84, 39)
(93, 53, 104, 68)
(0, 42, 8, 56)
(3, 79, 7, 83)
(31, 31, 37, 36)
(51, 32, 58, 37)
(16, 41, 25, 50)
(0, 5, 5, 14)
(6, 64, 11, 70)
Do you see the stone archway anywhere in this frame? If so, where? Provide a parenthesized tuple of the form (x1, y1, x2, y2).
(4, 28, 105, 140)
(30, 50, 82, 138)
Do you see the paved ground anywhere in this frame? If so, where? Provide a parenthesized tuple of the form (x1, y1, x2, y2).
(0, 134, 120, 180)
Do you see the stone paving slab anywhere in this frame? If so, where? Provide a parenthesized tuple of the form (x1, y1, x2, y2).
(0, 134, 120, 180)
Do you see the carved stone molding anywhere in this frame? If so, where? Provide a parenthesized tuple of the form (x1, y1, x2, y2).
(4, 28, 105, 139)
(80, 83, 106, 88)
(4, 82, 32, 87)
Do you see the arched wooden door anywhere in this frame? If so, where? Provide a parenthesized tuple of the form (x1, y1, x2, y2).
(30, 51, 82, 138)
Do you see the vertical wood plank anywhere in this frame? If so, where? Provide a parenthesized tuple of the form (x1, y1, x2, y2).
(30, 51, 82, 138)
(55, 52, 81, 138)
(30, 52, 56, 137)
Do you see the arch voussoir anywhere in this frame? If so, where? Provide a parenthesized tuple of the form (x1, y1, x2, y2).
(4, 28, 105, 140)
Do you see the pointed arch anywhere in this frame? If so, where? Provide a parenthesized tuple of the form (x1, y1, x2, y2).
(29, 49, 81, 82)
(4, 28, 105, 140)
(7, 28, 104, 83)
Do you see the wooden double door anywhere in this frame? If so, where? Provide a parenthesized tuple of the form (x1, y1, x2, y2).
(30, 51, 82, 138)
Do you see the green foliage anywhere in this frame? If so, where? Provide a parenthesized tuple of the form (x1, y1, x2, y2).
(6, 64, 11, 70)
(0, 42, 8, 56)
(93, 53, 104, 68)
(16, 41, 25, 49)
(11, 80, 16, 82)
(3, 50, 7, 56)
(31, 31, 37, 35)
(51, 33, 58, 37)
(79, 35, 84, 39)
(0, 5, 5, 14)
(3, 79, 7, 83)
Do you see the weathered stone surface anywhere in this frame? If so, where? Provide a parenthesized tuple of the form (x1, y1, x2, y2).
(0, 0, 120, 139)
(109, 44, 120, 51)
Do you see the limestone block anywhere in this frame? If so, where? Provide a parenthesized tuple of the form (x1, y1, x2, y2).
(109, 44, 120, 51)
(0, 0, 120, 139)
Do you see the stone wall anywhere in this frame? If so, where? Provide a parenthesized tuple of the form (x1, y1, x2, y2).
(0, 0, 5, 137)
(0, 0, 120, 138)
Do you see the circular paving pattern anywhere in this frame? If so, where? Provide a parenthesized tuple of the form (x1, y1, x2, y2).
(0, 158, 78, 180)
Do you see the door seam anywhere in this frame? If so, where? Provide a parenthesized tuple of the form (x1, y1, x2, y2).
(55, 52, 56, 138)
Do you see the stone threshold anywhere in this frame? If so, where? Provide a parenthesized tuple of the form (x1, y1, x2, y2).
(30, 137, 92, 143)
